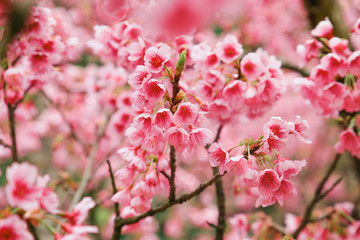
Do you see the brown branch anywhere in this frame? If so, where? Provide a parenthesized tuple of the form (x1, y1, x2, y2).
(160, 171, 170, 181)
(0, 139, 11, 149)
(107, 160, 122, 240)
(212, 167, 226, 240)
(292, 153, 342, 238)
(206, 125, 226, 240)
(169, 146, 177, 202)
(115, 172, 222, 227)
(281, 62, 309, 77)
(7, 104, 18, 162)
(27, 221, 40, 240)
(69, 112, 113, 210)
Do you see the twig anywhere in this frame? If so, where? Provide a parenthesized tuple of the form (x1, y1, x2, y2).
(0, 139, 11, 149)
(107, 160, 122, 240)
(115, 172, 222, 227)
(7, 104, 18, 162)
(270, 221, 287, 235)
(169, 146, 176, 202)
(206, 125, 226, 240)
(292, 153, 342, 238)
(160, 171, 171, 181)
(69, 112, 113, 211)
(27, 221, 40, 240)
(281, 62, 309, 77)
(308, 210, 336, 223)
(213, 167, 226, 240)
(41, 90, 90, 156)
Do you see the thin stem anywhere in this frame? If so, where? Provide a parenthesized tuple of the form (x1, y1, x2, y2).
(107, 160, 122, 240)
(292, 153, 342, 238)
(115, 172, 222, 227)
(281, 62, 309, 77)
(212, 167, 226, 240)
(0, 139, 11, 149)
(169, 145, 176, 202)
(27, 221, 40, 240)
(7, 104, 18, 162)
(41, 90, 89, 156)
(69, 112, 113, 211)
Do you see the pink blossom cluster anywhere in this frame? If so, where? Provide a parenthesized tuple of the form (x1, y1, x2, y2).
(0, 162, 97, 239)
(209, 116, 310, 207)
(191, 36, 285, 120)
(225, 202, 360, 240)
(295, 17, 360, 118)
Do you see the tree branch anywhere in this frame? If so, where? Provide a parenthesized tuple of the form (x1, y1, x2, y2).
(69, 112, 113, 210)
(115, 172, 223, 227)
(292, 153, 342, 238)
(169, 145, 177, 202)
(107, 160, 122, 240)
(7, 104, 18, 162)
(281, 62, 309, 77)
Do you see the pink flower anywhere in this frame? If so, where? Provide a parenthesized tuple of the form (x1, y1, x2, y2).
(348, 51, 360, 76)
(216, 34, 243, 63)
(111, 189, 131, 206)
(262, 117, 289, 152)
(209, 100, 233, 123)
(65, 197, 95, 225)
(319, 53, 348, 77)
(154, 108, 173, 129)
(3, 67, 25, 105)
(0, 215, 33, 240)
(288, 116, 312, 144)
(348, 221, 360, 239)
(130, 196, 151, 214)
(241, 52, 264, 81)
(274, 156, 307, 179)
(335, 129, 360, 157)
(189, 128, 213, 148)
(173, 102, 199, 126)
(353, 18, 360, 35)
(328, 37, 351, 58)
(311, 17, 333, 39)
(128, 65, 152, 89)
(141, 79, 166, 104)
(208, 143, 229, 174)
(5, 162, 40, 210)
(39, 188, 60, 214)
(144, 45, 171, 73)
(127, 38, 146, 62)
(258, 169, 281, 196)
(274, 179, 297, 207)
(102, 0, 130, 21)
(165, 127, 189, 152)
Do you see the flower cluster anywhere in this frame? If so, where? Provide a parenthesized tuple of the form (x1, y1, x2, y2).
(208, 116, 310, 207)
(0, 162, 97, 239)
(295, 17, 360, 118)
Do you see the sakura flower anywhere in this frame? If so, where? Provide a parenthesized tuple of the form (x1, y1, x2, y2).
(128, 65, 152, 89)
(348, 51, 360, 76)
(335, 129, 360, 157)
(258, 169, 281, 196)
(127, 38, 146, 62)
(348, 221, 360, 239)
(241, 52, 264, 81)
(353, 18, 360, 35)
(208, 143, 229, 174)
(65, 197, 95, 225)
(186, 128, 211, 148)
(0, 215, 33, 240)
(144, 45, 171, 73)
(274, 179, 297, 207)
(166, 127, 189, 152)
(111, 189, 131, 206)
(274, 156, 307, 179)
(328, 37, 351, 58)
(141, 79, 166, 104)
(288, 116, 312, 144)
(131, 196, 151, 214)
(154, 108, 173, 129)
(216, 34, 243, 63)
(173, 102, 199, 126)
(5, 162, 40, 210)
(102, 0, 130, 21)
(310, 17, 333, 39)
